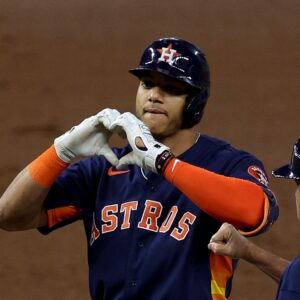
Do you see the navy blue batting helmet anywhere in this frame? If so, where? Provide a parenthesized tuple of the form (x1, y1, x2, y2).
(272, 138, 300, 180)
(130, 37, 210, 128)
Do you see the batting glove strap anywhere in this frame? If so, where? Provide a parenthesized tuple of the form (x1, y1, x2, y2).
(155, 150, 175, 175)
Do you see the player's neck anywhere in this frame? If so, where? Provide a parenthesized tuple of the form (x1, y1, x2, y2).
(158, 129, 200, 157)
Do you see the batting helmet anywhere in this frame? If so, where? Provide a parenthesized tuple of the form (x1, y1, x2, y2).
(272, 138, 300, 180)
(129, 37, 210, 128)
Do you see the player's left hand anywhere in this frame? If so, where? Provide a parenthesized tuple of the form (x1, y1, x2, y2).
(108, 112, 173, 173)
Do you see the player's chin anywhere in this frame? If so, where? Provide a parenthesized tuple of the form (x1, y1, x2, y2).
(142, 112, 168, 125)
(142, 114, 167, 130)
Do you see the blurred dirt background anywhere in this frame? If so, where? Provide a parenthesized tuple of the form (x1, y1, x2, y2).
(0, 0, 299, 299)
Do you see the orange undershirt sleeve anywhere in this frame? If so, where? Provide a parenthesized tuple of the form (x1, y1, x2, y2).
(47, 206, 83, 229)
(163, 158, 267, 231)
(28, 145, 69, 188)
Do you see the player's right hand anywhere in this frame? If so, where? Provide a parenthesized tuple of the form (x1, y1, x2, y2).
(54, 108, 120, 165)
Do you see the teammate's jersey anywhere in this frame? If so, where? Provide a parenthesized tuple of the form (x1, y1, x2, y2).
(39, 134, 278, 300)
(276, 255, 300, 300)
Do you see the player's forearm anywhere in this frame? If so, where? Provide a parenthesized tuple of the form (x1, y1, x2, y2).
(163, 158, 266, 230)
(242, 240, 290, 282)
(0, 145, 69, 231)
(0, 168, 49, 230)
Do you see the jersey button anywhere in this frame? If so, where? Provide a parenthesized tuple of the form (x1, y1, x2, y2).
(138, 241, 144, 248)
(150, 186, 156, 192)
(131, 280, 137, 287)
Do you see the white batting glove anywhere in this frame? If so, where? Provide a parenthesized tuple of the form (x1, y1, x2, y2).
(109, 112, 173, 174)
(54, 108, 120, 165)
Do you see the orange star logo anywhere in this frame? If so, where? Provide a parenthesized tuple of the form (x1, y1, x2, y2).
(157, 43, 181, 64)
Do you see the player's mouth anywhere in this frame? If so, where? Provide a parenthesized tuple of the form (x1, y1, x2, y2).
(143, 107, 167, 116)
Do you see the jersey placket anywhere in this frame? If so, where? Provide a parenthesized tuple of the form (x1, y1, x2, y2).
(123, 170, 160, 299)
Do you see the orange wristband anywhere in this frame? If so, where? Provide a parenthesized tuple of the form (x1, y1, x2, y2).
(28, 145, 69, 188)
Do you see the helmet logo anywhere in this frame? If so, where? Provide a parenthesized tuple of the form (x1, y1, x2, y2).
(157, 44, 181, 64)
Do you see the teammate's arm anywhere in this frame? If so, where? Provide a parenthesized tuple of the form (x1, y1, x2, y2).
(208, 223, 290, 282)
(0, 109, 120, 231)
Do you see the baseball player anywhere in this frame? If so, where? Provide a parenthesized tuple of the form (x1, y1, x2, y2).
(208, 138, 300, 300)
(0, 37, 279, 300)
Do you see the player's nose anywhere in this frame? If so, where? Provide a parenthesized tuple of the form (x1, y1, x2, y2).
(148, 86, 164, 103)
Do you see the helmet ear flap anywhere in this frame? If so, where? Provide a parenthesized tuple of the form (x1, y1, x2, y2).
(182, 90, 208, 128)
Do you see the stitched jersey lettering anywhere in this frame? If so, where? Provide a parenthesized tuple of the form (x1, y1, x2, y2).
(159, 206, 178, 233)
(171, 212, 197, 241)
(120, 201, 138, 230)
(102, 204, 118, 233)
(90, 200, 197, 245)
(90, 213, 100, 246)
(138, 200, 162, 232)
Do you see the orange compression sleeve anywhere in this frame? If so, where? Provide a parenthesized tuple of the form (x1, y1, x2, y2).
(28, 145, 69, 188)
(163, 158, 267, 230)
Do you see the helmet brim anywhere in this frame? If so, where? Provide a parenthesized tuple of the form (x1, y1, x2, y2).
(129, 67, 202, 91)
(272, 165, 300, 180)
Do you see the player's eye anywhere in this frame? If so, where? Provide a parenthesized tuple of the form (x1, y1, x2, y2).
(163, 84, 181, 95)
(163, 83, 188, 96)
(140, 79, 155, 89)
